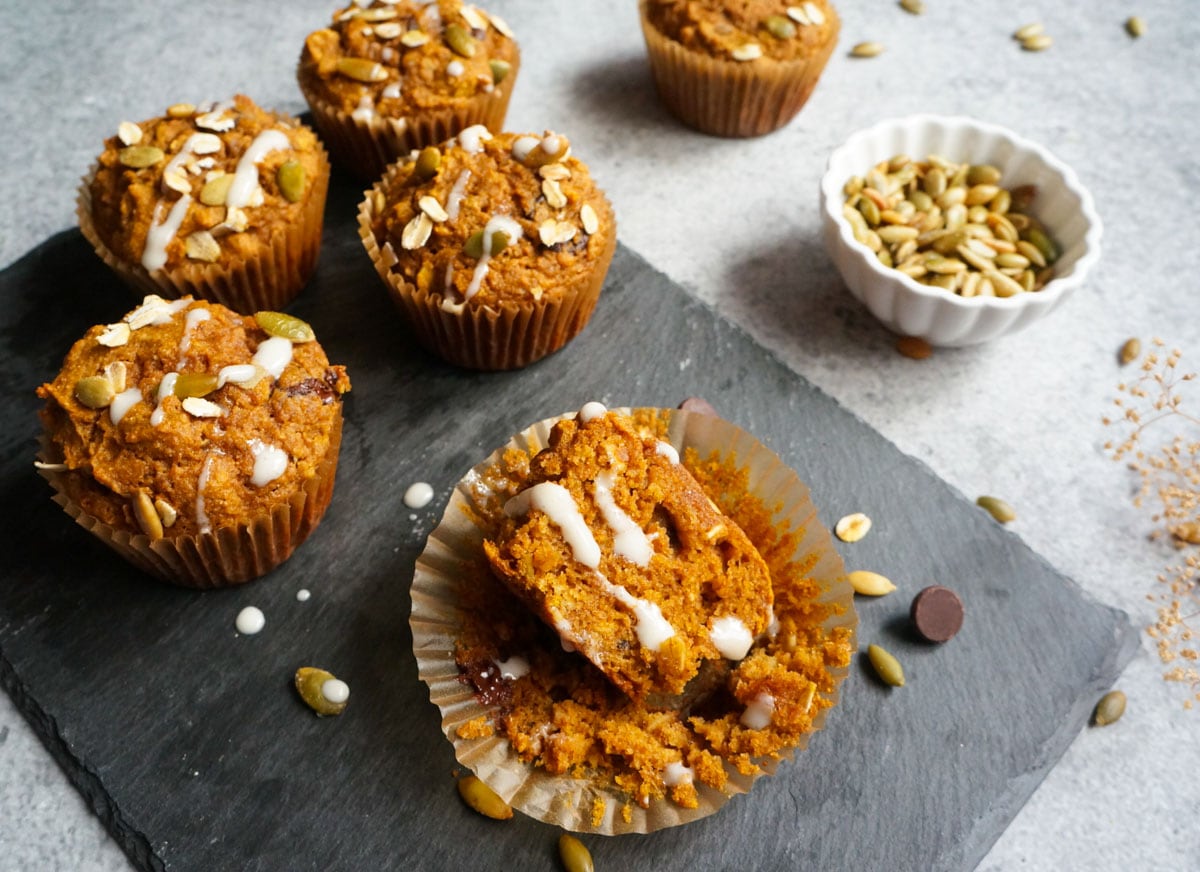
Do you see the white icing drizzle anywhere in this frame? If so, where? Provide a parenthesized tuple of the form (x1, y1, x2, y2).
(577, 401, 607, 423)
(511, 135, 539, 161)
(151, 372, 178, 426)
(505, 482, 600, 568)
(446, 59, 464, 77)
(403, 481, 434, 508)
(664, 761, 694, 787)
(461, 214, 523, 304)
(178, 307, 210, 361)
(321, 679, 350, 704)
(599, 574, 675, 652)
(740, 692, 776, 730)
(217, 364, 258, 387)
(655, 441, 680, 464)
(235, 605, 265, 635)
(225, 129, 291, 210)
(553, 618, 578, 653)
(163, 133, 219, 186)
(109, 388, 143, 425)
(710, 615, 754, 660)
(247, 438, 288, 487)
(445, 169, 472, 221)
(142, 194, 193, 271)
(542, 134, 561, 155)
(766, 605, 780, 639)
(252, 336, 293, 378)
(196, 452, 219, 534)
(495, 656, 530, 681)
(458, 124, 492, 155)
(594, 471, 651, 566)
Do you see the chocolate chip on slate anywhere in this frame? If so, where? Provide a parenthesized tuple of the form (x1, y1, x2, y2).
(910, 585, 964, 643)
(678, 397, 718, 417)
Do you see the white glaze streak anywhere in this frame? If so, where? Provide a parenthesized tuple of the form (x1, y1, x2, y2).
(505, 482, 600, 568)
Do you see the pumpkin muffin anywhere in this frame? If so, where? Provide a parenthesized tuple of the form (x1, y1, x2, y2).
(411, 405, 856, 833)
(639, 0, 840, 137)
(358, 126, 616, 370)
(298, 0, 520, 181)
(78, 94, 329, 313)
(36, 295, 351, 588)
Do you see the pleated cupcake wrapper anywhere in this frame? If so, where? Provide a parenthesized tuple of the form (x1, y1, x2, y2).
(639, 3, 839, 138)
(297, 49, 520, 183)
(77, 129, 330, 315)
(36, 413, 343, 589)
(358, 170, 616, 371)
(411, 408, 857, 834)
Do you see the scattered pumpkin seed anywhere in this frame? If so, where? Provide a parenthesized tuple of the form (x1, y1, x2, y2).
(896, 336, 933, 359)
(867, 644, 905, 686)
(1125, 16, 1145, 38)
(335, 56, 388, 83)
(1021, 33, 1053, 51)
(899, 0, 925, 14)
(75, 376, 115, 409)
(851, 41, 884, 57)
(457, 775, 512, 820)
(1117, 337, 1141, 366)
(132, 490, 164, 540)
(1092, 689, 1126, 726)
(558, 834, 594, 872)
(118, 145, 165, 169)
(295, 667, 350, 716)
(488, 58, 512, 85)
(400, 29, 431, 47)
(976, 495, 1016, 524)
(199, 174, 234, 207)
(277, 161, 306, 203)
(765, 14, 797, 39)
(412, 146, 441, 182)
(835, 513, 873, 543)
(1023, 226, 1059, 263)
(255, 311, 316, 343)
(445, 23, 477, 58)
(173, 372, 220, 399)
(848, 570, 896, 597)
(1014, 22, 1044, 40)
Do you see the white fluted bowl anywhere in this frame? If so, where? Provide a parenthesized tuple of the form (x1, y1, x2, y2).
(819, 115, 1102, 346)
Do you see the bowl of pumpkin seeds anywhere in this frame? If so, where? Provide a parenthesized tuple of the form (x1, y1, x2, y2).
(819, 114, 1102, 346)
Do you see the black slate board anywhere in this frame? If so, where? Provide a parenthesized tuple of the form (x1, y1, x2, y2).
(1, 175, 1136, 872)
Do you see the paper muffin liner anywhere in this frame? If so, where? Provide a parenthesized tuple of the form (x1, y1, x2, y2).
(411, 408, 857, 834)
(36, 414, 343, 589)
(76, 126, 330, 315)
(639, 2, 839, 138)
(357, 170, 616, 371)
(297, 49, 520, 183)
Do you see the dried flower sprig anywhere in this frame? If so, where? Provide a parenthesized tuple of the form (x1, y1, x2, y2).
(1104, 339, 1200, 707)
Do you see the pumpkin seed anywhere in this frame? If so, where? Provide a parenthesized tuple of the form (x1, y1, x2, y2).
(75, 375, 114, 409)
(976, 495, 1016, 523)
(400, 30, 431, 47)
(132, 490, 164, 540)
(335, 57, 388, 83)
(848, 570, 895, 597)
(1023, 226, 1059, 263)
(199, 174, 234, 206)
(489, 58, 511, 85)
(558, 834, 594, 872)
(277, 161, 306, 203)
(254, 311, 316, 343)
(1014, 22, 1044, 40)
(457, 775, 512, 820)
(1092, 689, 1126, 726)
(464, 228, 510, 259)
(118, 145, 164, 169)
(1125, 16, 1145, 38)
(1021, 34, 1053, 51)
(1119, 337, 1141, 366)
(295, 667, 350, 716)
(445, 23, 476, 58)
(866, 644, 905, 687)
(850, 41, 884, 57)
(896, 335, 932, 359)
(173, 372, 220, 399)
(412, 146, 441, 182)
(765, 15, 797, 39)
(899, 0, 925, 14)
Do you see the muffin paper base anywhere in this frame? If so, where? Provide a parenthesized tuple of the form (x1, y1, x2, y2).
(411, 408, 856, 834)
(36, 414, 343, 589)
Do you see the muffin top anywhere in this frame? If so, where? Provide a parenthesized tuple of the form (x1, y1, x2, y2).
(37, 295, 351, 539)
(87, 95, 325, 275)
(300, 0, 519, 118)
(642, 0, 839, 62)
(368, 127, 614, 313)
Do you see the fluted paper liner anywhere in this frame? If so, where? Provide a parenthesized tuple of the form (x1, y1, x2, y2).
(639, 1, 839, 138)
(77, 121, 330, 315)
(411, 408, 856, 834)
(358, 166, 616, 371)
(36, 414, 343, 589)
(297, 49, 520, 183)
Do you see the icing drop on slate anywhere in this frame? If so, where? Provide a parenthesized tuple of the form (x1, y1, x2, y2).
(296, 589, 311, 602)
(403, 482, 434, 509)
(235, 606, 265, 635)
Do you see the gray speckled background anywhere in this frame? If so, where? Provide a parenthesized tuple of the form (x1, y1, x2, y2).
(2, 1, 1198, 870)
